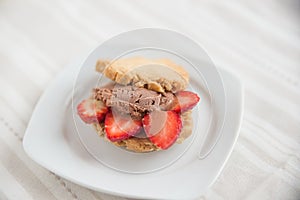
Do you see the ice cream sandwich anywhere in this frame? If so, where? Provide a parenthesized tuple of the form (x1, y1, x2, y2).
(77, 57, 200, 152)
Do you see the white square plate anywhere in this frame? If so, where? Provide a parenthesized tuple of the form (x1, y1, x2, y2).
(23, 61, 243, 199)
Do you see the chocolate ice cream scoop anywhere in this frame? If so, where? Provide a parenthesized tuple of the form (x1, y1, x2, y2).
(93, 85, 176, 119)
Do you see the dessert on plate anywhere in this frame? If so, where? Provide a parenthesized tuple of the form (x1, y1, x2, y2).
(77, 57, 200, 152)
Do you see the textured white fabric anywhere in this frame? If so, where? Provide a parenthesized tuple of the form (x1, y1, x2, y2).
(0, 0, 299, 199)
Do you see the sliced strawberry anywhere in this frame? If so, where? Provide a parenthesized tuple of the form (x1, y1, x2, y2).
(171, 91, 200, 113)
(142, 111, 182, 150)
(105, 111, 142, 142)
(77, 99, 108, 124)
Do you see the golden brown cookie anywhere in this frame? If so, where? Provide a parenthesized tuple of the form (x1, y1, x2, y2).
(96, 57, 189, 93)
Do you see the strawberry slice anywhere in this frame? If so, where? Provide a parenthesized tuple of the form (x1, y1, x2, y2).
(171, 91, 200, 113)
(142, 111, 182, 150)
(77, 99, 108, 124)
(105, 111, 142, 142)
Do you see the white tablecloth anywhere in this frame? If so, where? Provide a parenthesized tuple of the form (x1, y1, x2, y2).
(0, 0, 299, 199)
